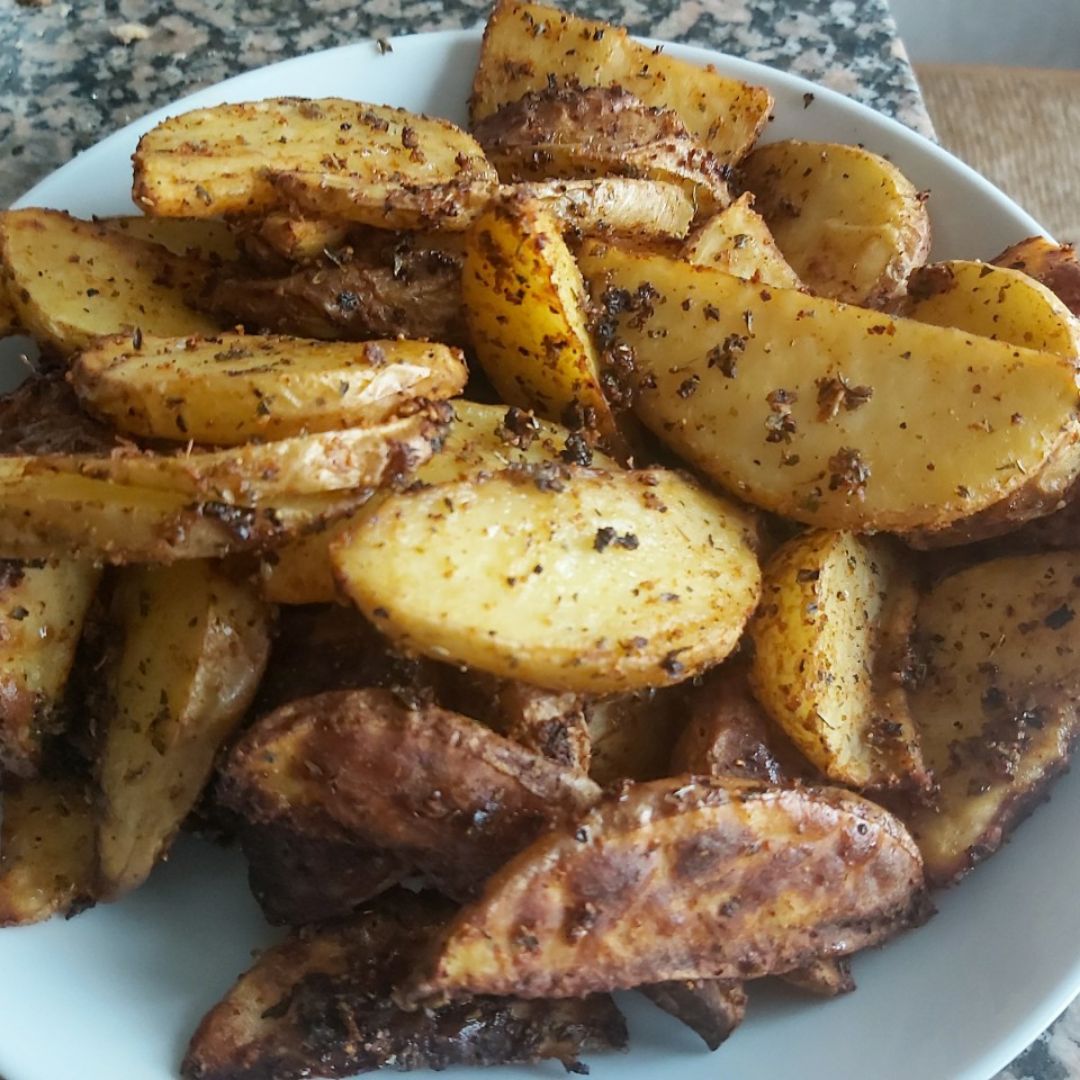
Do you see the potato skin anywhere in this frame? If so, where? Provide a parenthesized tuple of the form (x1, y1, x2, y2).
(406, 776, 929, 1001)
(641, 979, 746, 1050)
(332, 467, 761, 694)
(993, 236, 1080, 317)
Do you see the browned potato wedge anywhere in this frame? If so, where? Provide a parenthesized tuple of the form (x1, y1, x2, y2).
(0, 775, 95, 926)
(641, 980, 747, 1051)
(749, 531, 927, 789)
(471, 0, 772, 168)
(464, 197, 630, 457)
(220, 688, 599, 901)
(243, 213, 353, 263)
(134, 98, 496, 229)
(0, 375, 116, 456)
(70, 333, 467, 444)
(902, 552, 1080, 886)
(97, 215, 239, 262)
(585, 691, 686, 784)
(0, 471, 373, 564)
(239, 822, 407, 927)
(683, 192, 802, 289)
(0, 559, 101, 776)
(0, 209, 219, 353)
(97, 561, 270, 897)
(783, 957, 856, 997)
(516, 178, 694, 238)
(182, 891, 627, 1080)
(994, 236, 1080, 316)
(260, 400, 614, 605)
(405, 776, 928, 1001)
(475, 86, 731, 214)
(9, 404, 447, 503)
(333, 467, 760, 694)
(740, 140, 931, 306)
(495, 682, 591, 772)
(578, 243, 1080, 533)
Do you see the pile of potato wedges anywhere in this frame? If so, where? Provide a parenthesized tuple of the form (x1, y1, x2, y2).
(2, 1, 1080, 1076)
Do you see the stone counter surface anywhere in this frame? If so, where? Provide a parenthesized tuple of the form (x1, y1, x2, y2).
(0, 1, 1074, 1078)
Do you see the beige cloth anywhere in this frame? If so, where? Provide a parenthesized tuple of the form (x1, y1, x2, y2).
(916, 64, 1080, 243)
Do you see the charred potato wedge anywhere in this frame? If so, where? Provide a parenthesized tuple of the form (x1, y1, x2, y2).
(0, 775, 95, 926)
(332, 467, 761, 694)
(740, 139, 931, 306)
(134, 98, 496, 229)
(749, 531, 927, 789)
(406, 776, 928, 1001)
(0, 558, 101, 776)
(97, 561, 271, 896)
(0, 209, 219, 353)
(683, 192, 802, 289)
(182, 891, 627, 1080)
(578, 243, 1080, 533)
(993, 236, 1080, 317)
(70, 333, 467, 444)
(220, 688, 599, 900)
(902, 551, 1080, 886)
(471, 0, 772, 167)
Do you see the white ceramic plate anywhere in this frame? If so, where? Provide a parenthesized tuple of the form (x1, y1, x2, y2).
(0, 28, 1072, 1080)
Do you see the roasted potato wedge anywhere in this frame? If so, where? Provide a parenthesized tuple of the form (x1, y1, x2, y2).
(0, 209, 219, 353)
(471, 0, 772, 167)
(749, 531, 927, 789)
(97, 561, 271, 896)
(495, 682, 591, 772)
(641, 979, 746, 1051)
(585, 691, 686, 784)
(578, 243, 1080, 533)
(902, 552, 1080, 885)
(70, 333, 467, 444)
(220, 688, 600, 900)
(0, 558, 101, 776)
(0, 775, 95, 926)
(464, 197, 630, 457)
(183, 891, 627, 1080)
(994, 236, 1080, 316)
(405, 776, 928, 1001)
(740, 139, 931, 306)
(134, 98, 496, 229)
(683, 192, 802, 289)
(782, 956, 856, 997)
(241, 213, 353, 264)
(98, 215, 239, 263)
(333, 467, 761, 694)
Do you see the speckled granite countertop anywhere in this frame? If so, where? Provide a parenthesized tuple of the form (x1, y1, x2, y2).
(0, 1, 1074, 1078)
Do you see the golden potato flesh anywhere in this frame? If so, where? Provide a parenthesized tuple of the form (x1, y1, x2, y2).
(405, 776, 928, 1002)
(683, 192, 802, 289)
(902, 552, 1080, 885)
(578, 243, 1080, 533)
(471, 0, 772, 168)
(332, 467, 761, 694)
(0, 559, 101, 776)
(70, 333, 467, 444)
(96, 215, 239, 262)
(0, 209, 218, 354)
(133, 98, 496, 229)
(97, 561, 271, 897)
(741, 140, 931, 306)
(749, 531, 927, 789)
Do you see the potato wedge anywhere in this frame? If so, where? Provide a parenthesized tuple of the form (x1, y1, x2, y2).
(0, 559, 101, 776)
(464, 197, 630, 457)
(740, 140, 931, 306)
(0, 280, 17, 336)
(134, 98, 496, 229)
(97, 561, 270, 897)
(182, 891, 627, 1080)
(994, 236, 1080, 316)
(0, 209, 219, 354)
(902, 552, 1080, 886)
(261, 400, 614, 604)
(585, 691, 686, 784)
(578, 243, 1080, 533)
(405, 776, 928, 1001)
(0, 775, 95, 926)
(333, 467, 760, 693)
(641, 980, 746, 1051)
(0, 471, 373, 563)
(0, 375, 115, 456)
(70, 333, 467, 444)
(12, 404, 448, 502)
(471, 0, 772, 167)
(220, 688, 599, 900)
(97, 215, 239, 263)
(782, 957, 855, 997)
(683, 192, 802, 289)
(496, 682, 590, 772)
(243, 213, 352, 264)
(749, 531, 927, 789)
